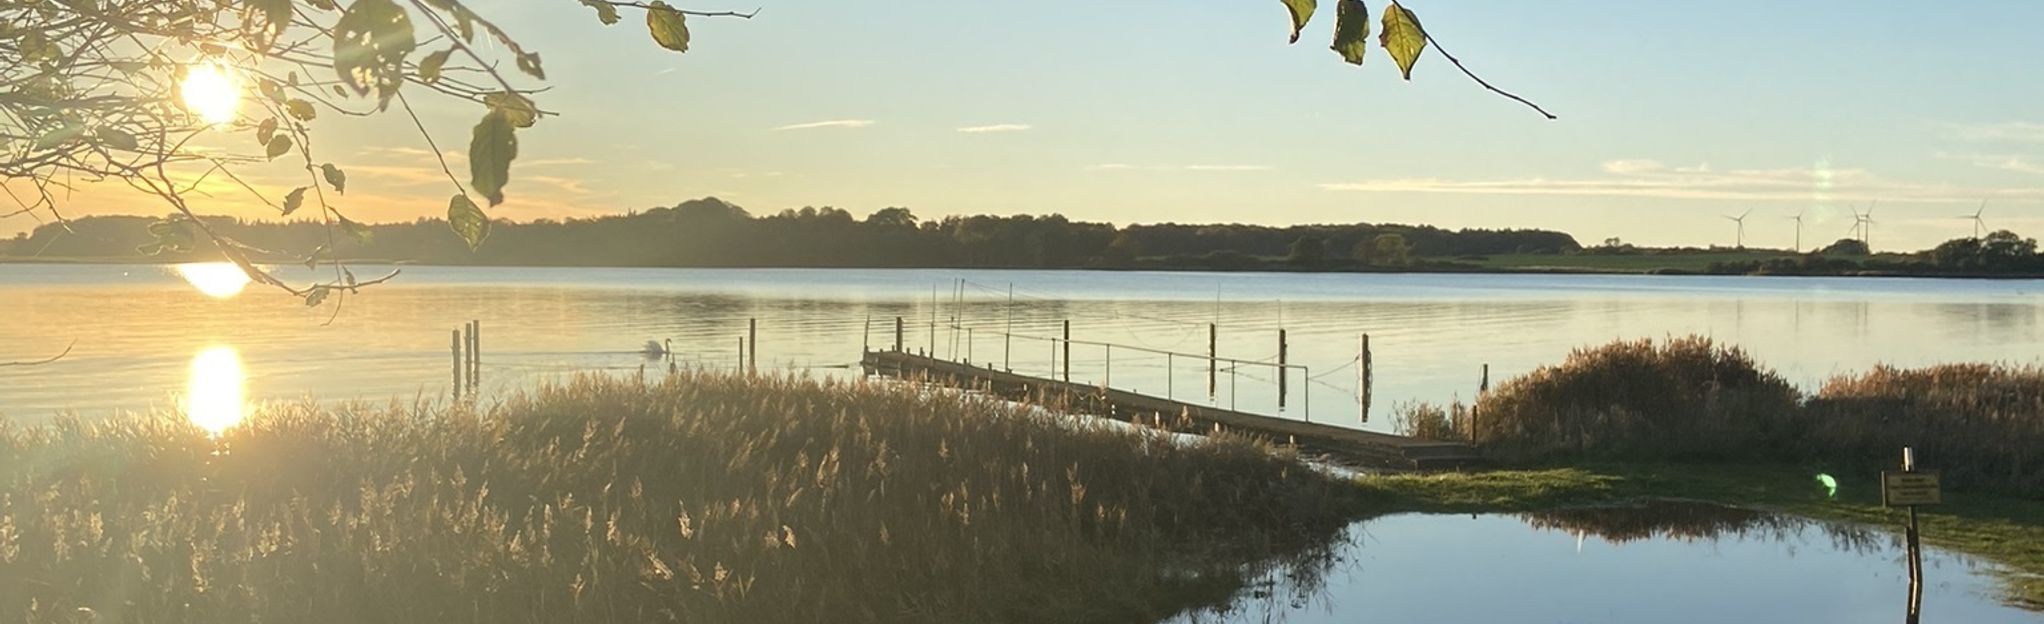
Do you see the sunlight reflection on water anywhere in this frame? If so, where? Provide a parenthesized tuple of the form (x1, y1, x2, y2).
(173, 262, 251, 299)
(184, 345, 245, 435)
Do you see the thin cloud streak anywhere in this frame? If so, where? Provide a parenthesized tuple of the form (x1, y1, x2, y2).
(957, 124, 1032, 133)
(1088, 163, 1272, 172)
(1938, 121, 2044, 144)
(772, 119, 876, 131)
(1319, 159, 2044, 204)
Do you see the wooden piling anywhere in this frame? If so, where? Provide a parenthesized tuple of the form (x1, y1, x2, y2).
(1359, 333, 1373, 423)
(1207, 323, 1217, 400)
(451, 329, 463, 397)
(1277, 329, 1288, 410)
(1061, 320, 1071, 383)
(468, 320, 480, 394)
(748, 318, 757, 373)
(895, 316, 905, 352)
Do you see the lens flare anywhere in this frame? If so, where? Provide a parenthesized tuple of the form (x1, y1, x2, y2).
(175, 262, 251, 298)
(1815, 473, 1839, 499)
(181, 60, 243, 125)
(185, 346, 247, 435)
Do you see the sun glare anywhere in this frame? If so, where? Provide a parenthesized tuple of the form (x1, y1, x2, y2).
(181, 60, 243, 125)
(175, 262, 252, 298)
(185, 346, 247, 436)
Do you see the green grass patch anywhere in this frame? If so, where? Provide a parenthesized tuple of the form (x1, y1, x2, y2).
(1356, 463, 2044, 610)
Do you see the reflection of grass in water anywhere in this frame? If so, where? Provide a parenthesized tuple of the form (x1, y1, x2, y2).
(1355, 465, 2044, 610)
(0, 373, 1364, 623)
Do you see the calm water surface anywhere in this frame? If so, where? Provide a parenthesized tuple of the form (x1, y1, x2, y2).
(6, 264, 2044, 433)
(1178, 501, 2038, 623)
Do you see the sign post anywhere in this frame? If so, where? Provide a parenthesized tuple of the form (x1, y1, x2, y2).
(1883, 446, 1940, 624)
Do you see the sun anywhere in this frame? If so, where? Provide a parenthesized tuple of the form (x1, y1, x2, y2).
(175, 262, 252, 298)
(181, 60, 243, 125)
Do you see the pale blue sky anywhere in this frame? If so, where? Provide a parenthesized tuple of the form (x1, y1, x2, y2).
(20, 0, 2044, 250)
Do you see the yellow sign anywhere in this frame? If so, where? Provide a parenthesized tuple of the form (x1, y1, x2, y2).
(1882, 471, 1942, 507)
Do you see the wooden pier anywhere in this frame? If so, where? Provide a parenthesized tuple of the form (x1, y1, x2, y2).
(861, 350, 1482, 470)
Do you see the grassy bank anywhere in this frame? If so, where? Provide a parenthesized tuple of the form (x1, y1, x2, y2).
(0, 373, 1364, 623)
(1353, 464, 2044, 609)
(1403, 336, 2044, 496)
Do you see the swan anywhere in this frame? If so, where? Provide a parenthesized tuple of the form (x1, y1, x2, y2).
(642, 339, 671, 357)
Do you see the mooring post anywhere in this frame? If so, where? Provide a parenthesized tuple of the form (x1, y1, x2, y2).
(451, 329, 463, 397)
(748, 318, 758, 373)
(468, 320, 480, 394)
(1104, 344, 1111, 388)
(1061, 320, 1071, 383)
(1904, 446, 1924, 624)
(1277, 329, 1288, 410)
(1207, 323, 1217, 400)
(1473, 363, 1490, 444)
(895, 316, 904, 352)
(1359, 333, 1373, 423)
(737, 336, 745, 372)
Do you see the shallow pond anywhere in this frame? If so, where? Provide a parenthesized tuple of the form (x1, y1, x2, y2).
(1177, 501, 2039, 623)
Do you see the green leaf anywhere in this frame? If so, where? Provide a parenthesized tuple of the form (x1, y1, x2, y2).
(447, 193, 489, 251)
(483, 92, 538, 128)
(286, 99, 317, 121)
(581, 0, 621, 24)
(282, 186, 309, 215)
(321, 163, 347, 194)
(418, 47, 453, 83)
(259, 79, 286, 103)
(257, 117, 278, 145)
(339, 216, 374, 244)
(266, 135, 293, 159)
(1330, 0, 1370, 65)
(304, 285, 331, 307)
(646, 1, 691, 53)
(94, 127, 138, 151)
(333, 0, 417, 108)
(515, 52, 545, 79)
(33, 123, 84, 150)
(1379, 2, 1426, 80)
(468, 111, 518, 206)
(1279, 0, 1315, 44)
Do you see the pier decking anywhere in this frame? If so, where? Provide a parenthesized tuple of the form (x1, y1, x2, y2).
(861, 349, 1481, 470)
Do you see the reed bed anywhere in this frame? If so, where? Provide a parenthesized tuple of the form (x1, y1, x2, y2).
(0, 373, 1362, 624)
(1441, 336, 2043, 496)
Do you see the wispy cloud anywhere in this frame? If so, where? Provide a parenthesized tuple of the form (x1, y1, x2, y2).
(1088, 163, 1272, 172)
(1935, 151, 2044, 176)
(772, 119, 876, 131)
(1319, 159, 2044, 203)
(1938, 121, 2044, 144)
(957, 124, 1032, 133)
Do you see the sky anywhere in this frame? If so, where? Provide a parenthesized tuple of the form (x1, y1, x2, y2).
(8, 0, 2044, 251)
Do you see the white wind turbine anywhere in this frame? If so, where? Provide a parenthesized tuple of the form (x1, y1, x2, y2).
(1723, 209, 1752, 249)
(1962, 200, 1988, 238)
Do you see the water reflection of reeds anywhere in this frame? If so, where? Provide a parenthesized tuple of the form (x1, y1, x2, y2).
(1520, 500, 1889, 557)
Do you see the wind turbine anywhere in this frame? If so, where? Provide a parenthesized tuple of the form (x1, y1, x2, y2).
(1788, 210, 1805, 253)
(1723, 209, 1752, 249)
(1961, 200, 1988, 238)
(1861, 201, 1878, 249)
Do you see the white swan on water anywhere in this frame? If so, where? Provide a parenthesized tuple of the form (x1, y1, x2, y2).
(642, 339, 671, 357)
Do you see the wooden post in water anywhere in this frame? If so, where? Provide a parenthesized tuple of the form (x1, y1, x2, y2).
(1277, 329, 1288, 410)
(748, 318, 758, 373)
(451, 329, 464, 397)
(1061, 320, 1071, 383)
(737, 336, 745, 372)
(1359, 333, 1373, 423)
(468, 320, 480, 395)
(1207, 323, 1217, 400)
(1903, 446, 1924, 624)
(1473, 363, 1490, 444)
(1104, 344, 1111, 388)
(1003, 284, 1013, 371)
(1167, 353, 1174, 399)
(894, 317, 905, 352)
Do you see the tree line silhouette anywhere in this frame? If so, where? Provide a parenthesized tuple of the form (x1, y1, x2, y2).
(0, 197, 1582, 269)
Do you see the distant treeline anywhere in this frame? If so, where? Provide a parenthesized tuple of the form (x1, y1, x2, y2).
(0, 197, 1581, 268)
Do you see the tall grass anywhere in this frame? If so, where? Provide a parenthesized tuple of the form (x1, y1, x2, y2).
(1461, 336, 2044, 496)
(1471, 336, 1801, 461)
(0, 373, 1361, 623)
(1806, 364, 2044, 494)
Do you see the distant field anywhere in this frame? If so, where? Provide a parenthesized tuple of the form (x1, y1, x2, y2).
(1453, 251, 1912, 273)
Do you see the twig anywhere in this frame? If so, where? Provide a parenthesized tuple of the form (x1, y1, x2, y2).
(1420, 28, 1556, 120)
(1, 340, 76, 367)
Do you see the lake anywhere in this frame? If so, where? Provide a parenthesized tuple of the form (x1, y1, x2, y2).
(6, 263, 2044, 433)
(1176, 501, 2038, 623)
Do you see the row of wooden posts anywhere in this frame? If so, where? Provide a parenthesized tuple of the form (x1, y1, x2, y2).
(877, 316, 1405, 424)
(451, 320, 480, 397)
